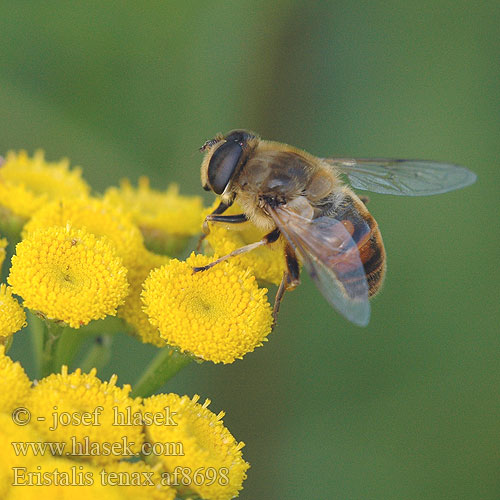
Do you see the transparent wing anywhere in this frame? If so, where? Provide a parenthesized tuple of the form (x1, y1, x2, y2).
(269, 204, 370, 326)
(323, 158, 477, 196)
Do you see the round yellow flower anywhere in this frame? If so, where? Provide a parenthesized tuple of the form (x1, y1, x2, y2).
(118, 248, 171, 347)
(8, 226, 128, 328)
(142, 253, 273, 364)
(0, 237, 7, 271)
(0, 345, 31, 413)
(144, 393, 249, 500)
(102, 460, 176, 500)
(204, 201, 287, 285)
(0, 285, 26, 338)
(23, 197, 145, 267)
(5, 457, 126, 500)
(104, 178, 204, 254)
(0, 150, 90, 219)
(27, 367, 144, 465)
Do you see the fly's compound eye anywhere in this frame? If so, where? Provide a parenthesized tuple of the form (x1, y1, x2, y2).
(207, 141, 243, 195)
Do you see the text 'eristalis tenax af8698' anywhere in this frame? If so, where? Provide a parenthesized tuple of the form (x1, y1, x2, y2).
(194, 129, 476, 326)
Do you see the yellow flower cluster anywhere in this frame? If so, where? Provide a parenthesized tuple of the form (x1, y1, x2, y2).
(0, 147, 286, 499)
(0, 348, 248, 500)
(0, 150, 90, 220)
(104, 178, 204, 254)
(23, 197, 145, 267)
(8, 226, 129, 328)
(142, 253, 273, 363)
(0, 145, 298, 500)
(0, 148, 279, 365)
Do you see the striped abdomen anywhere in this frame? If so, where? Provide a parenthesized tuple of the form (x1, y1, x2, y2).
(321, 188, 386, 297)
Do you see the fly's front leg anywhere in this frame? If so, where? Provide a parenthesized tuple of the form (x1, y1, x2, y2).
(206, 213, 249, 225)
(197, 213, 248, 252)
(201, 200, 239, 235)
(193, 228, 280, 273)
(197, 199, 243, 251)
(272, 243, 300, 328)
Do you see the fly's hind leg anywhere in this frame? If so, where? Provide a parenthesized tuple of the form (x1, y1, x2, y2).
(272, 243, 300, 328)
(193, 228, 280, 273)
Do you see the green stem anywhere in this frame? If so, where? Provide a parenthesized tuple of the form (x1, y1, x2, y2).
(131, 347, 192, 398)
(1, 335, 13, 352)
(40, 320, 65, 378)
(77, 315, 125, 335)
(79, 335, 113, 373)
(28, 312, 45, 378)
(55, 328, 85, 370)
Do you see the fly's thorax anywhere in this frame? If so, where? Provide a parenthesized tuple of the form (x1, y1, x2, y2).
(232, 150, 309, 230)
(236, 151, 306, 196)
(231, 146, 339, 230)
(235, 146, 335, 197)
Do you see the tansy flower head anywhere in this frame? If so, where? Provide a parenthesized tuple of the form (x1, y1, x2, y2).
(142, 253, 273, 364)
(144, 393, 249, 500)
(8, 225, 128, 328)
(0, 150, 90, 220)
(204, 201, 287, 285)
(27, 367, 144, 465)
(0, 238, 7, 271)
(23, 197, 145, 267)
(118, 248, 171, 347)
(0, 285, 26, 338)
(0, 345, 31, 412)
(104, 178, 204, 254)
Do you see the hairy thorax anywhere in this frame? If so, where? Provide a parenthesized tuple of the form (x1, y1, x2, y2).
(232, 147, 338, 230)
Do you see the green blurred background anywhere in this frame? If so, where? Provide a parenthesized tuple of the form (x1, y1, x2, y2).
(2, 1, 499, 498)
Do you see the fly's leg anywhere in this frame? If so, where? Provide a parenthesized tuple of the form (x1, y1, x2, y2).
(193, 228, 280, 273)
(272, 243, 300, 328)
(196, 200, 246, 251)
(197, 214, 249, 252)
(205, 213, 248, 225)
